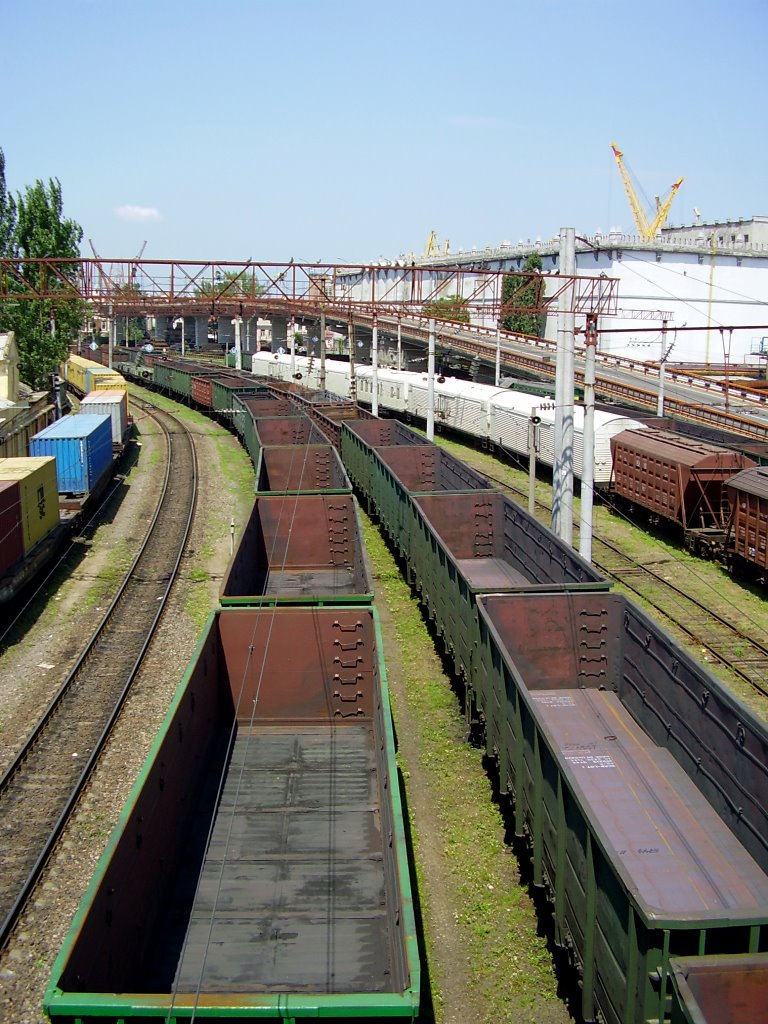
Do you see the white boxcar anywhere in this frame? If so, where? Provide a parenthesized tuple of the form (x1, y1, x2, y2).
(490, 390, 647, 485)
(354, 366, 410, 414)
(406, 375, 506, 437)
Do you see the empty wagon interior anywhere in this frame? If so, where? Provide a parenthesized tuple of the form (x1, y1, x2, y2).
(414, 492, 604, 588)
(478, 591, 768, 876)
(221, 494, 371, 601)
(51, 607, 411, 1004)
(254, 415, 326, 446)
(256, 444, 349, 492)
(343, 419, 423, 447)
(375, 444, 491, 491)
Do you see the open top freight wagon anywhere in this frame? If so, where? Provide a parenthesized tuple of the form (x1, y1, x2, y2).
(44, 606, 420, 1023)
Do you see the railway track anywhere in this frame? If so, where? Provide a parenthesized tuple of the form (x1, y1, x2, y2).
(590, 532, 768, 699)
(0, 400, 197, 949)
(441, 440, 768, 703)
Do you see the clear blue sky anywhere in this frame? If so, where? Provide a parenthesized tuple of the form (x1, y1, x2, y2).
(2, 0, 765, 263)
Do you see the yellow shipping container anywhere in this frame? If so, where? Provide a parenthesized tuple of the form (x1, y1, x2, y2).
(66, 354, 93, 395)
(89, 373, 126, 392)
(0, 456, 60, 554)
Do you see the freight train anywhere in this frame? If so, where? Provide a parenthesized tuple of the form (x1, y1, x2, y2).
(243, 351, 768, 581)
(41, 350, 768, 1024)
(0, 362, 130, 604)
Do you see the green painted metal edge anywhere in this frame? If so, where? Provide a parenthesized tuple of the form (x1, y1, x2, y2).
(218, 593, 375, 607)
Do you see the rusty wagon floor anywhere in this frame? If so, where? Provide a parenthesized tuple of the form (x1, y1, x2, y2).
(263, 567, 359, 597)
(534, 689, 768, 915)
(170, 725, 394, 994)
(455, 557, 528, 590)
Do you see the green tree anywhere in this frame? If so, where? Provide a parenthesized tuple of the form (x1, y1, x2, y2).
(0, 148, 16, 256)
(422, 294, 470, 324)
(0, 165, 85, 387)
(501, 252, 546, 336)
(195, 269, 264, 300)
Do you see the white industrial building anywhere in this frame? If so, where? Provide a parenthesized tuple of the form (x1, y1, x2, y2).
(375, 221, 768, 366)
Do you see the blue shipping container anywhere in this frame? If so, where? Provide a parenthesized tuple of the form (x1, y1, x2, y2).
(30, 415, 113, 495)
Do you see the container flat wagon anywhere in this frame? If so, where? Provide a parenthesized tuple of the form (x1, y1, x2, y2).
(474, 591, 768, 1024)
(254, 444, 352, 495)
(43, 606, 419, 1023)
(30, 414, 113, 496)
(221, 494, 373, 606)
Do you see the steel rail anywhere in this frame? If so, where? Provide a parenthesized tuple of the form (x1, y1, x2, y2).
(0, 400, 197, 950)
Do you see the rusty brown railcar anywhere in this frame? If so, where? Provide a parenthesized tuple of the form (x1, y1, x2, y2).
(610, 428, 756, 555)
(726, 465, 768, 578)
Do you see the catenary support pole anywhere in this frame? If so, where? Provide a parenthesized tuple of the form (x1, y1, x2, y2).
(372, 316, 379, 416)
(657, 318, 668, 416)
(427, 318, 436, 441)
(348, 319, 356, 400)
(579, 313, 597, 562)
(397, 317, 402, 371)
(553, 227, 575, 546)
(319, 309, 326, 390)
(528, 407, 538, 516)
(495, 326, 501, 386)
(234, 316, 242, 371)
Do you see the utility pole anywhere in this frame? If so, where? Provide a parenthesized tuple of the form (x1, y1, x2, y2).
(579, 313, 598, 562)
(348, 319, 356, 401)
(233, 316, 242, 371)
(319, 309, 326, 391)
(553, 227, 575, 545)
(528, 408, 540, 515)
(427, 318, 436, 441)
(657, 318, 668, 416)
(108, 301, 114, 369)
(372, 315, 379, 417)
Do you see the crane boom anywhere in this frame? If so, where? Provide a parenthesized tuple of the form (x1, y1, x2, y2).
(610, 143, 683, 240)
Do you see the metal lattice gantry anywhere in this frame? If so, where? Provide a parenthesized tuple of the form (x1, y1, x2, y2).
(0, 258, 619, 321)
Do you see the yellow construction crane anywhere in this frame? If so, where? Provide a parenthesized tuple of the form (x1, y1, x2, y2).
(424, 230, 450, 258)
(610, 143, 683, 240)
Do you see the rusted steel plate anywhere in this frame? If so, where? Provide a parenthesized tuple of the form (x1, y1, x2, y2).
(255, 444, 351, 493)
(533, 687, 768, 914)
(669, 953, 768, 1023)
(221, 494, 372, 603)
